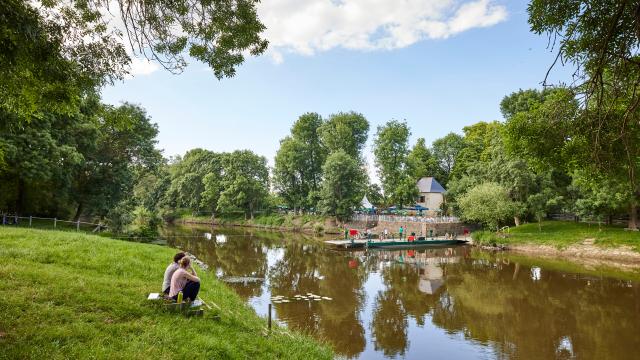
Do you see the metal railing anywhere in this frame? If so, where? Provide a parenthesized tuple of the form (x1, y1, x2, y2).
(0, 213, 107, 233)
(351, 214, 460, 224)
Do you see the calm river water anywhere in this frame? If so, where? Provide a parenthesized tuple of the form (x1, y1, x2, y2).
(163, 224, 640, 360)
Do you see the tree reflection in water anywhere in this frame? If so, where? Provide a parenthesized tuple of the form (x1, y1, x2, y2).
(165, 225, 640, 360)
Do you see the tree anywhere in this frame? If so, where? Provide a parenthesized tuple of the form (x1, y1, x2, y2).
(373, 120, 411, 203)
(200, 159, 225, 220)
(393, 175, 419, 208)
(218, 150, 269, 219)
(432, 133, 465, 185)
(291, 113, 327, 192)
(273, 137, 308, 213)
(318, 112, 369, 161)
(528, 0, 640, 108)
(70, 102, 162, 220)
(366, 183, 384, 208)
(319, 150, 366, 221)
(273, 113, 327, 212)
(407, 138, 443, 182)
(458, 182, 518, 230)
(165, 149, 220, 213)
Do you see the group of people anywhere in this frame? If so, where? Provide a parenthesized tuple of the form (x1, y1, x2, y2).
(162, 252, 201, 302)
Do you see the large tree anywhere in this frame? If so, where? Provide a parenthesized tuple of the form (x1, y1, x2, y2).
(165, 149, 221, 213)
(273, 113, 326, 212)
(432, 132, 465, 185)
(1, 0, 268, 117)
(318, 112, 369, 161)
(319, 150, 366, 221)
(406, 138, 443, 182)
(373, 120, 411, 205)
(218, 150, 269, 219)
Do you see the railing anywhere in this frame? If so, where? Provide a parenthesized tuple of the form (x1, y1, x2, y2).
(0, 213, 107, 233)
(351, 214, 460, 224)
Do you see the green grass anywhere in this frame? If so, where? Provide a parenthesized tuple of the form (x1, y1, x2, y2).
(472, 221, 640, 251)
(0, 227, 332, 360)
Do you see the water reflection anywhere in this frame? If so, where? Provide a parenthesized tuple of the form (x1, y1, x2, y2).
(164, 225, 640, 360)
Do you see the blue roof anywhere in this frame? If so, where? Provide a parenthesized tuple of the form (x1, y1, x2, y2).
(417, 177, 446, 193)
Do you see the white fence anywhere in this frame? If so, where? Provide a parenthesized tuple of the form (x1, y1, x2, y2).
(0, 214, 106, 232)
(351, 214, 460, 224)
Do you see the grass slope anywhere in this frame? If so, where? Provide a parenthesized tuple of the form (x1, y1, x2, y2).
(473, 221, 640, 251)
(0, 227, 332, 360)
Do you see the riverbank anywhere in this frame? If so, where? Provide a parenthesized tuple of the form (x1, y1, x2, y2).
(178, 213, 343, 234)
(0, 228, 332, 359)
(472, 221, 640, 268)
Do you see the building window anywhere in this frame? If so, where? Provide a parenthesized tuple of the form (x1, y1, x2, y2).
(419, 195, 425, 203)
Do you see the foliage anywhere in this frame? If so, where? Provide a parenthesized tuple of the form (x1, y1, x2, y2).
(273, 113, 326, 212)
(406, 138, 443, 182)
(319, 150, 366, 221)
(318, 111, 369, 161)
(431, 132, 465, 185)
(458, 182, 518, 230)
(0, 98, 162, 222)
(218, 150, 269, 219)
(366, 183, 384, 207)
(373, 120, 411, 204)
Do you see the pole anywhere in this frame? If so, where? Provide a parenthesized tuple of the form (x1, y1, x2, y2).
(77, 220, 80, 231)
(29, 216, 32, 227)
(268, 303, 272, 332)
(54, 218, 57, 229)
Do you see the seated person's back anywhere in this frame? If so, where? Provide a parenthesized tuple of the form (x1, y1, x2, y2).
(162, 252, 186, 294)
(169, 257, 201, 301)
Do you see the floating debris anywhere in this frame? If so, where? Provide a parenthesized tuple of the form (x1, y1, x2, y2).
(322, 297, 332, 301)
(314, 298, 322, 301)
(221, 276, 264, 284)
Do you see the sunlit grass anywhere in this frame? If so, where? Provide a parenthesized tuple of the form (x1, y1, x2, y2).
(472, 221, 640, 251)
(0, 227, 332, 359)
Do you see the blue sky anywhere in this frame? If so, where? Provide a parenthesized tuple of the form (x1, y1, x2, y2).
(101, 0, 571, 174)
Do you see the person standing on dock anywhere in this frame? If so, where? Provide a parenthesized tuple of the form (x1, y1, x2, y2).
(383, 228, 388, 240)
(399, 226, 404, 240)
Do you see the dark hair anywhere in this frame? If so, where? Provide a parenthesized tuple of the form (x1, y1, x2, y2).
(173, 252, 186, 263)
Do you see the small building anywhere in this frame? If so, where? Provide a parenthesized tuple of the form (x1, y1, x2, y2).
(416, 177, 446, 211)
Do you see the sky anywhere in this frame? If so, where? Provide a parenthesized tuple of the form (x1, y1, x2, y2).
(101, 0, 572, 176)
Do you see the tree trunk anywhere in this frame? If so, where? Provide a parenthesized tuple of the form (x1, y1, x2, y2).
(514, 216, 521, 226)
(73, 202, 84, 222)
(210, 211, 215, 225)
(628, 202, 639, 231)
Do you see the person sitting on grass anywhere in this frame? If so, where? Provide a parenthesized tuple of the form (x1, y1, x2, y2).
(162, 252, 186, 295)
(169, 257, 201, 302)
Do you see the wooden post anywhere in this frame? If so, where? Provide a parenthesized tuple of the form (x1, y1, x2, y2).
(54, 218, 57, 228)
(76, 220, 80, 231)
(29, 216, 32, 227)
(268, 303, 272, 331)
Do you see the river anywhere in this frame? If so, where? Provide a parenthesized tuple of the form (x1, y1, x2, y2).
(162, 224, 640, 360)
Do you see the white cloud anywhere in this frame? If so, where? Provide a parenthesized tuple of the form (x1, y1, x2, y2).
(258, 0, 507, 59)
(127, 57, 161, 77)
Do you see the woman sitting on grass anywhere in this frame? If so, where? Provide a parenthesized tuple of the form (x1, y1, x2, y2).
(162, 252, 186, 295)
(169, 256, 201, 302)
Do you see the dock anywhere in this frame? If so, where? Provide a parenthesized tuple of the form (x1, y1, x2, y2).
(325, 237, 470, 249)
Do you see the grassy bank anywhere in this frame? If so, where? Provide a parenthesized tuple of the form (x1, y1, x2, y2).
(178, 213, 340, 234)
(472, 221, 640, 251)
(0, 227, 332, 359)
